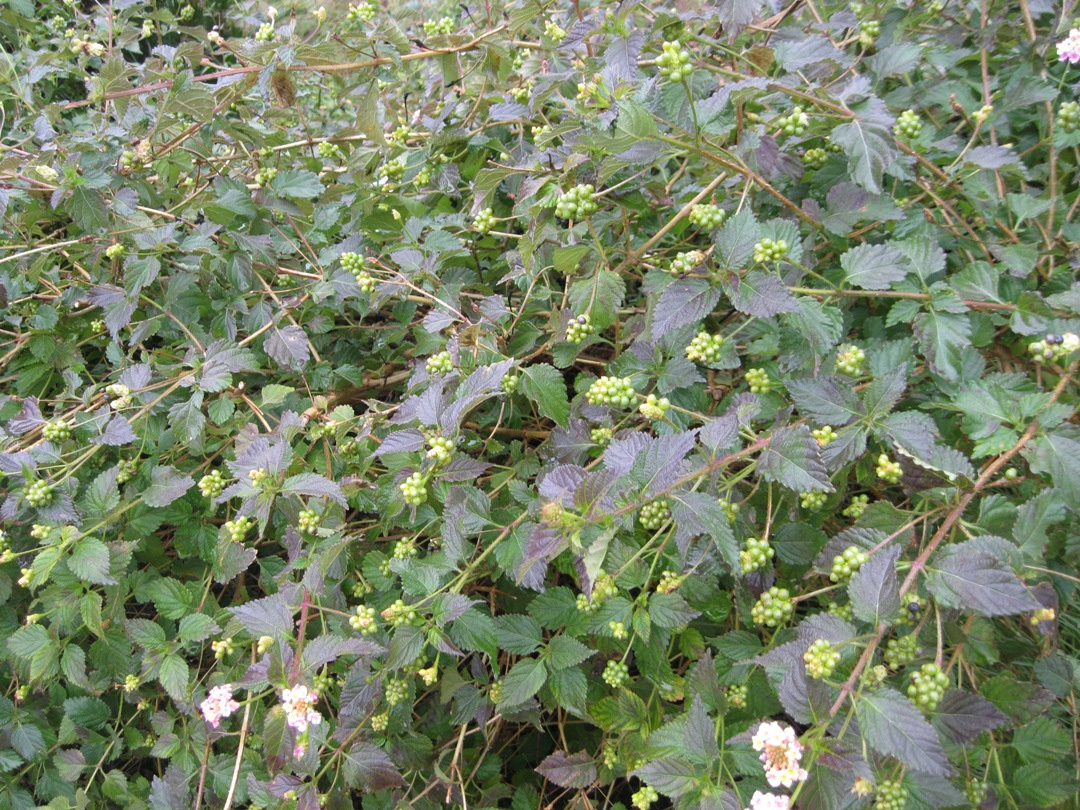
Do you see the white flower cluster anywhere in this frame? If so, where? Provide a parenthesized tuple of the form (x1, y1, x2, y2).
(750, 792, 791, 810)
(199, 684, 240, 728)
(751, 721, 808, 789)
(281, 684, 322, 732)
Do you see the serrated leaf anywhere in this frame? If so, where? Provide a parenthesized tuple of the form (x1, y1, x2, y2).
(269, 169, 324, 199)
(545, 635, 594, 671)
(264, 324, 311, 371)
(281, 472, 346, 505)
(650, 279, 722, 340)
(856, 688, 950, 775)
(520, 364, 569, 428)
(840, 243, 909, 290)
(68, 537, 115, 585)
(158, 655, 189, 702)
(933, 689, 1007, 743)
(926, 549, 1040, 616)
(177, 614, 219, 644)
(228, 592, 294, 639)
(497, 657, 547, 707)
(847, 544, 900, 625)
(535, 751, 597, 788)
(829, 96, 897, 194)
(758, 425, 832, 492)
(633, 758, 702, 798)
(341, 741, 407, 791)
(786, 376, 862, 425)
(721, 270, 799, 317)
(142, 465, 193, 508)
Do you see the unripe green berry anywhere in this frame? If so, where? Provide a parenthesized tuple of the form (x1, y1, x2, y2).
(602, 659, 630, 687)
(638, 393, 669, 420)
(426, 351, 453, 375)
(812, 425, 838, 446)
(555, 184, 598, 219)
(745, 367, 772, 394)
(907, 662, 948, 712)
(25, 480, 54, 507)
(727, 683, 747, 708)
(876, 453, 903, 484)
(802, 147, 828, 169)
(801, 491, 828, 511)
(349, 605, 378, 635)
(688, 204, 725, 229)
(739, 536, 774, 574)
(842, 494, 870, 519)
(473, 207, 497, 233)
(639, 498, 671, 530)
(894, 109, 922, 139)
(199, 470, 226, 498)
(751, 586, 794, 627)
(566, 314, 595, 343)
(829, 545, 867, 582)
(400, 471, 428, 505)
(42, 419, 73, 442)
(874, 779, 908, 810)
(804, 638, 841, 679)
(884, 633, 919, 669)
(686, 331, 727, 364)
(666, 249, 706, 277)
(586, 376, 636, 408)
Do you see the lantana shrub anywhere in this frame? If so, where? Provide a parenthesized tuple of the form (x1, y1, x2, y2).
(0, 0, 1079, 809)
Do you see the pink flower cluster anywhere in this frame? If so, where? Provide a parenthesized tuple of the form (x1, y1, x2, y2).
(200, 684, 240, 728)
(1058, 29, 1080, 63)
(752, 721, 808, 789)
(282, 684, 322, 732)
(750, 792, 791, 810)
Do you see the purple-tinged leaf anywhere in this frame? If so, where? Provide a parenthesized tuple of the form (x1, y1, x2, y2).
(341, 742, 407, 791)
(300, 635, 382, 670)
(7, 397, 44, 435)
(264, 325, 310, 371)
(228, 591, 294, 639)
(758, 425, 832, 492)
(650, 279, 722, 340)
(280, 472, 345, 505)
(786, 376, 862, 425)
(856, 688, 951, 775)
(535, 750, 598, 789)
(374, 428, 425, 456)
(720, 270, 799, 317)
(933, 689, 1007, 743)
(142, 465, 193, 507)
(848, 544, 901, 626)
(89, 414, 138, 446)
(926, 549, 1040, 616)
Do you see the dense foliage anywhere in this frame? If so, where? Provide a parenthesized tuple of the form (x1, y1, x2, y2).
(0, 0, 1078, 808)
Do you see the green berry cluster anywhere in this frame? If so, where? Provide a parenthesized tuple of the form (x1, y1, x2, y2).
(802, 147, 828, 169)
(488, 681, 503, 703)
(423, 16, 454, 35)
(965, 780, 988, 808)
(25, 481, 54, 507)
(591, 427, 613, 447)
(804, 638, 841, 679)
(199, 470, 226, 498)
(656, 40, 693, 82)
(745, 367, 772, 393)
(874, 780, 909, 810)
(776, 106, 810, 136)
(718, 498, 740, 524)
(812, 425, 838, 446)
(828, 601, 853, 621)
(739, 536, 774, 574)
(908, 662, 948, 712)
(393, 539, 418, 560)
(377, 159, 405, 181)
(685, 331, 726, 364)
(894, 109, 922, 139)
(501, 373, 519, 394)
(1058, 101, 1080, 132)
(105, 243, 125, 259)
(298, 509, 320, 534)
(42, 419, 73, 442)
(248, 467, 269, 488)
(753, 237, 789, 264)
(426, 351, 453, 375)
(224, 515, 253, 542)
(859, 19, 881, 47)
(842, 494, 870, 519)
(688, 204, 725, 229)
(884, 633, 919, 669)
(586, 376, 636, 408)
(384, 677, 408, 705)
(666, 249, 706, 276)
(602, 659, 630, 687)
(544, 19, 565, 42)
(1029, 332, 1079, 362)
(317, 141, 342, 161)
(830, 545, 867, 582)
(608, 621, 627, 640)
(255, 166, 277, 187)
(426, 436, 455, 466)
(632, 786, 659, 810)
(751, 586, 794, 627)
(876, 453, 903, 484)
(836, 344, 866, 375)
(638, 393, 670, 420)
(801, 491, 828, 511)
(555, 184, 598, 219)
(473, 207, 496, 233)
(347, 2, 376, 24)
(576, 574, 618, 612)
(727, 684, 747, 708)
(566, 314, 595, 343)
(254, 21, 275, 41)
(639, 498, 671, 530)
(400, 471, 428, 505)
(349, 605, 378, 635)
(370, 711, 389, 731)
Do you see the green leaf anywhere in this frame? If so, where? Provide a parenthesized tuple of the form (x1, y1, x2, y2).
(177, 613, 219, 644)
(157, 654, 189, 702)
(926, 549, 1040, 616)
(633, 758, 702, 799)
(497, 658, 547, 708)
(68, 537, 115, 585)
(544, 635, 594, 671)
(847, 544, 900, 626)
(839, 243, 909, 290)
(269, 169, 324, 199)
(520, 364, 569, 428)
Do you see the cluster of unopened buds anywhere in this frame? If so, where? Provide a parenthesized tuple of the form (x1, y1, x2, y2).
(105, 383, 131, 410)
(1028, 332, 1078, 362)
(638, 393, 669, 420)
(346, 2, 375, 24)
(575, 573, 618, 612)
(544, 19, 566, 42)
(836, 344, 865, 375)
(656, 40, 693, 82)
(69, 37, 106, 57)
(876, 453, 903, 483)
(752, 721, 808, 789)
(1058, 28, 1080, 63)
